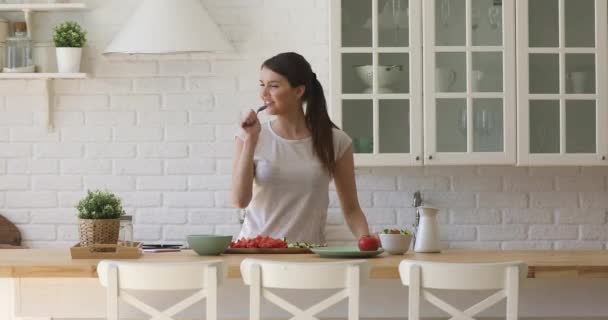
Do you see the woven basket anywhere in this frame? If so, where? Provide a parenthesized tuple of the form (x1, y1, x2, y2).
(78, 219, 120, 248)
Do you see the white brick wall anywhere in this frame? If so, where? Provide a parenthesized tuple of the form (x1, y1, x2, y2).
(1, 0, 607, 250)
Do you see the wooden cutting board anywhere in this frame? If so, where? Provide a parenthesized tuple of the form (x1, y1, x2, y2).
(0, 215, 21, 246)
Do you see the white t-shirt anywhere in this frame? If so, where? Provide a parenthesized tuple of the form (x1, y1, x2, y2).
(236, 121, 352, 244)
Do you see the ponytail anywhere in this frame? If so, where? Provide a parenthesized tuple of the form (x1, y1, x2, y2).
(305, 76, 338, 176)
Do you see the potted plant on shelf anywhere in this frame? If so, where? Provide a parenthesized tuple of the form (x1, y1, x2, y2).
(76, 189, 125, 248)
(53, 21, 87, 73)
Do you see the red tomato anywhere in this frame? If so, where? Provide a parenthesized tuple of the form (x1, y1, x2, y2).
(358, 235, 379, 251)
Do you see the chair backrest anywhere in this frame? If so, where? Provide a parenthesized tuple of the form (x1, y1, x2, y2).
(399, 260, 528, 320)
(98, 260, 226, 290)
(97, 260, 225, 320)
(399, 260, 527, 290)
(241, 259, 370, 320)
(240, 258, 370, 289)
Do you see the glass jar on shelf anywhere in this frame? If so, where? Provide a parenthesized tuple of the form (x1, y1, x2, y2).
(4, 21, 34, 73)
(119, 215, 134, 243)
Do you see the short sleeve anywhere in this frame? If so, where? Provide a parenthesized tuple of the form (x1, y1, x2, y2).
(332, 128, 353, 160)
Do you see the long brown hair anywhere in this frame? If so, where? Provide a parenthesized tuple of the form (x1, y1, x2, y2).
(262, 52, 338, 175)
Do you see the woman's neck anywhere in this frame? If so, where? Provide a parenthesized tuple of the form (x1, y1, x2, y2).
(272, 107, 310, 139)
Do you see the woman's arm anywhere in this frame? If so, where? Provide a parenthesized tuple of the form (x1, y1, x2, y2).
(333, 144, 371, 239)
(231, 110, 261, 208)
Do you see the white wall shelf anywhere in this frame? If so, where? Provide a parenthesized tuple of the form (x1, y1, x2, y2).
(0, 3, 86, 11)
(0, 3, 87, 131)
(0, 72, 85, 79)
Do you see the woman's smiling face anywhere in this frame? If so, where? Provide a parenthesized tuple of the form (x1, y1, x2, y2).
(259, 66, 305, 116)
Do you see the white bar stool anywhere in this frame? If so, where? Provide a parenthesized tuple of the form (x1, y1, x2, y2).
(240, 258, 370, 320)
(97, 260, 225, 320)
(399, 260, 528, 320)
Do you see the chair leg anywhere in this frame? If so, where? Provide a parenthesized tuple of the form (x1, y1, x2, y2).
(205, 266, 218, 320)
(347, 265, 360, 320)
(408, 265, 421, 320)
(249, 264, 261, 320)
(505, 265, 519, 320)
(107, 265, 119, 320)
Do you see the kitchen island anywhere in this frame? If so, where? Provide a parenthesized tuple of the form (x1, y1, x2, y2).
(1, 249, 607, 319)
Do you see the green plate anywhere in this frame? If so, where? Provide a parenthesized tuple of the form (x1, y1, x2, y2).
(311, 246, 384, 258)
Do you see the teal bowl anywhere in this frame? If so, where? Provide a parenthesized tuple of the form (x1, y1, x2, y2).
(187, 235, 232, 256)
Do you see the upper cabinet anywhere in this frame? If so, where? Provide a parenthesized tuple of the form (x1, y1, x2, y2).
(330, 0, 607, 167)
(423, 0, 516, 165)
(517, 0, 608, 165)
(330, 0, 423, 166)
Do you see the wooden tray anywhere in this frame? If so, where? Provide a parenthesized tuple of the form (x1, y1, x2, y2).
(70, 241, 142, 259)
(224, 247, 312, 254)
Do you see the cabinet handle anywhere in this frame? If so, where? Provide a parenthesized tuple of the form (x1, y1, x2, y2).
(428, 155, 433, 160)
(416, 156, 420, 161)
(603, 156, 606, 160)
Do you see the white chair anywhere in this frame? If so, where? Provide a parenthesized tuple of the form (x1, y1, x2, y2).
(399, 260, 527, 320)
(240, 258, 370, 320)
(97, 260, 225, 320)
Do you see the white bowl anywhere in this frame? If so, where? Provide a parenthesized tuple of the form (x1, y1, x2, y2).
(379, 233, 412, 255)
(354, 64, 403, 93)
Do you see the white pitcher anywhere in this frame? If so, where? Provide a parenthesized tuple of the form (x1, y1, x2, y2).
(414, 206, 441, 253)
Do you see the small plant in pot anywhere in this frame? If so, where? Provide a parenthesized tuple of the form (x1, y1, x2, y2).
(76, 189, 125, 249)
(53, 21, 87, 73)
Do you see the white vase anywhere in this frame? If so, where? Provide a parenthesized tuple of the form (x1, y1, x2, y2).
(56, 47, 82, 73)
(414, 206, 442, 253)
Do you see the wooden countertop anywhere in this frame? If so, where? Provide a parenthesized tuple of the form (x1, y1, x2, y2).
(1, 249, 607, 279)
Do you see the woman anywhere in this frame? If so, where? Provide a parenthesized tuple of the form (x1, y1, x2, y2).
(231, 52, 371, 244)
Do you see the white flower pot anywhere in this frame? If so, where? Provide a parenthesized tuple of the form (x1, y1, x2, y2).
(56, 47, 82, 73)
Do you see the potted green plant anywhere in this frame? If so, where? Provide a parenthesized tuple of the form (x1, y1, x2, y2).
(76, 189, 125, 248)
(52, 21, 87, 73)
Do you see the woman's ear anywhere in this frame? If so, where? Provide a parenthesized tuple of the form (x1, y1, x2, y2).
(295, 85, 306, 99)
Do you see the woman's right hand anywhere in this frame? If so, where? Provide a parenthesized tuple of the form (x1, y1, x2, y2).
(240, 109, 261, 141)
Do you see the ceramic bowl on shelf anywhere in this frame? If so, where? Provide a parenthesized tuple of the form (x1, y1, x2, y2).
(379, 233, 412, 255)
(187, 234, 232, 256)
(354, 64, 403, 93)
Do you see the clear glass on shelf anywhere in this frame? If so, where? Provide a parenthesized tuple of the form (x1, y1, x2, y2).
(529, 100, 560, 153)
(378, 0, 409, 47)
(565, 100, 596, 153)
(379, 99, 410, 153)
(436, 98, 467, 152)
(343, 100, 374, 154)
(435, 0, 466, 46)
(5, 21, 33, 72)
(342, 0, 372, 47)
(471, 0, 503, 46)
(473, 98, 503, 152)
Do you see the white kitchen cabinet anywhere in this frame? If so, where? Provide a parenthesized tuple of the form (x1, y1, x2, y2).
(423, 0, 516, 165)
(330, 0, 607, 167)
(516, 0, 608, 166)
(330, 0, 424, 166)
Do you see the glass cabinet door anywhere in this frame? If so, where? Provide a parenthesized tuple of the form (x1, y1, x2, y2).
(330, 0, 423, 166)
(423, 0, 516, 165)
(517, 0, 607, 165)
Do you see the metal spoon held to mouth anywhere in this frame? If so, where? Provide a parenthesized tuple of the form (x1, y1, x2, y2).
(241, 105, 267, 128)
